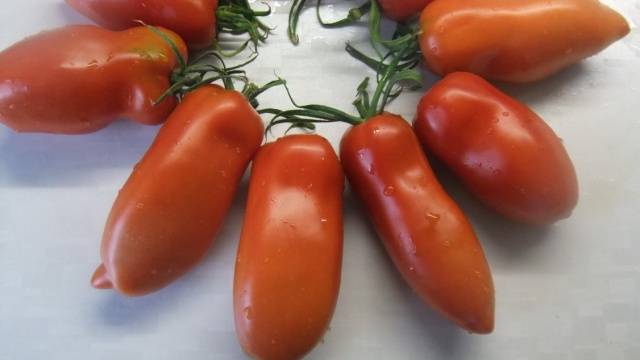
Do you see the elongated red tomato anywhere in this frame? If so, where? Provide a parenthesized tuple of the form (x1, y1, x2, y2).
(0, 25, 187, 134)
(379, 0, 432, 22)
(415, 72, 578, 225)
(419, 0, 630, 82)
(234, 135, 344, 359)
(66, 0, 218, 49)
(92, 85, 263, 296)
(340, 114, 494, 334)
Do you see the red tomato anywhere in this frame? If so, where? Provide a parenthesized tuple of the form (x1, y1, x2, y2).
(66, 0, 218, 49)
(379, 0, 432, 22)
(415, 72, 578, 225)
(340, 114, 494, 334)
(234, 134, 344, 359)
(0, 25, 187, 134)
(419, 0, 630, 82)
(92, 85, 263, 296)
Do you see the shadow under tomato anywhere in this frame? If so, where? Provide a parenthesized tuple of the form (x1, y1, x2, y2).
(426, 154, 557, 268)
(57, 2, 93, 25)
(497, 63, 589, 107)
(95, 282, 195, 329)
(415, 62, 589, 109)
(341, 188, 470, 359)
(0, 120, 159, 187)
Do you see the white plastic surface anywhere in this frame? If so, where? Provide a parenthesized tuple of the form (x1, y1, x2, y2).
(1, 1, 639, 359)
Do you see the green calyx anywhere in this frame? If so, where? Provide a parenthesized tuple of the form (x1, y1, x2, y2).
(155, 48, 255, 104)
(148, 24, 281, 108)
(217, 0, 272, 50)
(267, 21, 422, 134)
(288, 0, 371, 45)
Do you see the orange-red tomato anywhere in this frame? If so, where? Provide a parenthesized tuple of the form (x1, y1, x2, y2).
(0, 25, 187, 134)
(66, 0, 218, 49)
(379, 0, 433, 22)
(234, 135, 344, 359)
(340, 114, 494, 334)
(92, 85, 263, 296)
(419, 0, 630, 82)
(415, 72, 578, 225)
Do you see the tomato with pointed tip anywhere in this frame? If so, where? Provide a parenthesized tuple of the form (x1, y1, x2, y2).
(379, 0, 433, 22)
(92, 85, 263, 296)
(234, 134, 344, 359)
(66, 0, 218, 49)
(419, 0, 630, 82)
(415, 72, 579, 225)
(0, 25, 187, 134)
(340, 114, 495, 334)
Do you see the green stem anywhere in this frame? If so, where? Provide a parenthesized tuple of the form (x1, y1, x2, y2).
(217, 0, 272, 49)
(368, 0, 417, 54)
(288, 0, 308, 45)
(366, 49, 403, 118)
(316, 0, 371, 28)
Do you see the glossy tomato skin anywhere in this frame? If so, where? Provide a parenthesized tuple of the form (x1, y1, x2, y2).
(91, 85, 263, 296)
(0, 25, 187, 134)
(415, 72, 578, 225)
(379, 0, 433, 22)
(419, 0, 630, 82)
(66, 0, 218, 49)
(340, 114, 494, 334)
(234, 135, 344, 359)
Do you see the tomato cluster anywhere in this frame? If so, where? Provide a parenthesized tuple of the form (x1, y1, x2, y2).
(0, 0, 630, 359)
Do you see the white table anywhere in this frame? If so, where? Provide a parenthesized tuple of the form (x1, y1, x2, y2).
(1, 1, 638, 359)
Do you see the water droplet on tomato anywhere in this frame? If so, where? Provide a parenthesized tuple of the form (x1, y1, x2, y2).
(383, 186, 395, 196)
(263, 257, 270, 264)
(425, 212, 441, 222)
(136, 202, 145, 209)
(320, 218, 328, 223)
(373, 127, 381, 134)
(368, 164, 376, 175)
(243, 306, 253, 320)
(409, 266, 415, 272)
(86, 60, 98, 69)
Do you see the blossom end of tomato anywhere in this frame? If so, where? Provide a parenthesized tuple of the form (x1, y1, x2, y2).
(91, 264, 114, 290)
